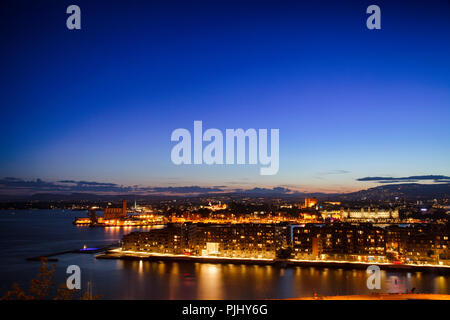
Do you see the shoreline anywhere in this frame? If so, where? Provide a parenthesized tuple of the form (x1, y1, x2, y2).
(96, 250, 450, 273)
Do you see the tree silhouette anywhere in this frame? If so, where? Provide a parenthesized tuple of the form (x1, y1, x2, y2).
(1, 259, 101, 300)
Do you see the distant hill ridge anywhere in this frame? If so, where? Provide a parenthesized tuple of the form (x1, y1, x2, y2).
(0, 183, 449, 202)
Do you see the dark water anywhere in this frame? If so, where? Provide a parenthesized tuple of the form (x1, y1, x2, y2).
(0, 210, 449, 299)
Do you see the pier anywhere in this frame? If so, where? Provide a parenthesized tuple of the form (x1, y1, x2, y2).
(26, 243, 120, 262)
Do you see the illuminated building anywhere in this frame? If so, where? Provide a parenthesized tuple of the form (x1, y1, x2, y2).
(293, 223, 386, 262)
(322, 208, 400, 221)
(385, 224, 450, 264)
(192, 223, 290, 259)
(121, 223, 290, 259)
(324, 201, 341, 206)
(122, 223, 195, 254)
(304, 198, 318, 208)
(104, 200, 127, 220)
(73, 217, 91, 225)
(201, 201, 227, 211)
(292, 223, 450, 264)
(292, 226, 316, 258)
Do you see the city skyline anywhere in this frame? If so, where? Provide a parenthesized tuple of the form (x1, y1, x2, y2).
(1, 0, 449, 193)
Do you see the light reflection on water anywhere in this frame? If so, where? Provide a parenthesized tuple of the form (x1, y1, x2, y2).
(96, 259, 449, 299)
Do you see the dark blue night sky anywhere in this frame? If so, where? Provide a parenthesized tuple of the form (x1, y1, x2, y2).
(0, 0, 449, 193)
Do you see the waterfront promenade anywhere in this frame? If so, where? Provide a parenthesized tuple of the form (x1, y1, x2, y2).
(96, 249, 450, 273)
